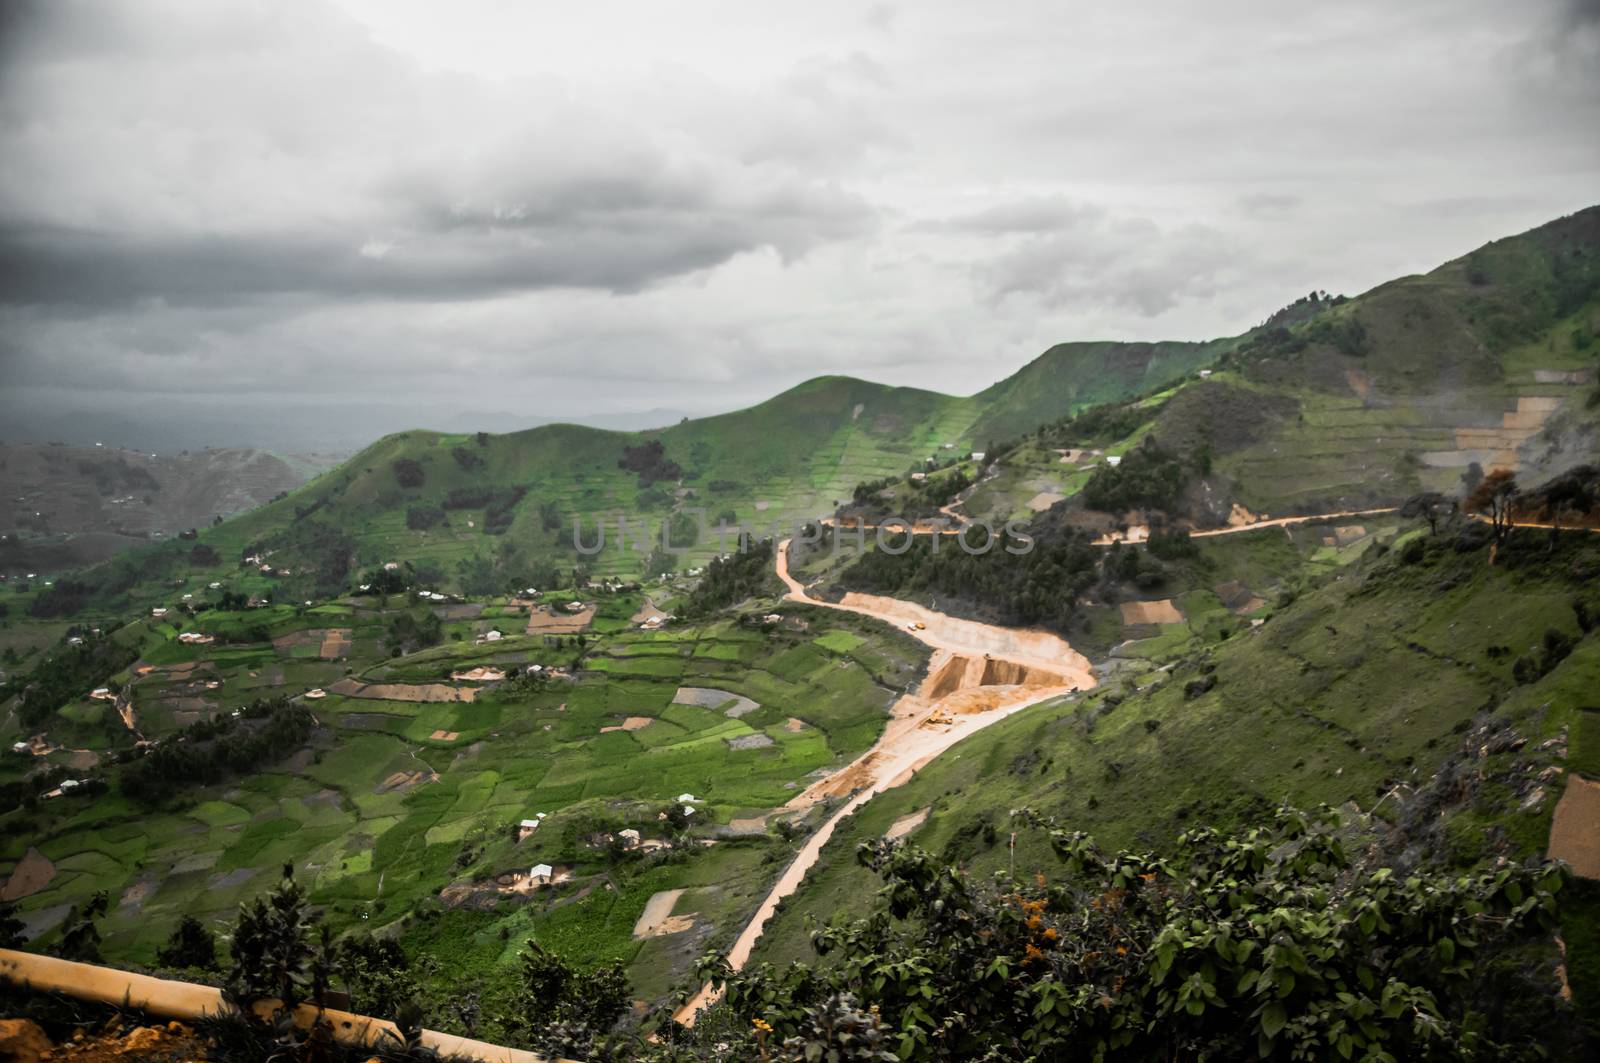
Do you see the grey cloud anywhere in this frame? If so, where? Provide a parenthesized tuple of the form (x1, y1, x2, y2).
(918, 198, 1107, 236)
(978, 219, 1238, 317)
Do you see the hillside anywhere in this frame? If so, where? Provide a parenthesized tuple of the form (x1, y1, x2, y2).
(868, 206, 1600, 534)
(0, 444, 337, 574)
(753, 520, 1600, 1044)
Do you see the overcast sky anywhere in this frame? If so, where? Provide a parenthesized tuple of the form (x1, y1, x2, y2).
(1, 0, 1597, 452)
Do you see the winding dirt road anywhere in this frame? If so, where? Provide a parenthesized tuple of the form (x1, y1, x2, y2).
(674, 542, 1094, 1024)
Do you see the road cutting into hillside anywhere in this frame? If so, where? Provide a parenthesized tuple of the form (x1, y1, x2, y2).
(674, 541, 1094, 1025)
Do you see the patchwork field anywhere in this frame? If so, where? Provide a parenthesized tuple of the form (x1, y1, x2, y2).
(0, 579, 927, 1007)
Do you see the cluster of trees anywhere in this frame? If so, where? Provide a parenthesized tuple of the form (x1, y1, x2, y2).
(439, 484, 527, 534)
(450, 446, 486, 472)
(680, 539, 780, 617)
(385, 608, 443, 655)
(1041, 398, 1160, 447)
(618, 439, 683, 486)
(3, 632, 137, 729)
(120, 698, 316, 806)
(839, 524, 1100, 632)
(846, 457, 978, 522)
(392, 458, 425, 489)
(404, 504, 447, 531)
(25, 578, 96, 618)
(256, 520, 357, 598)
(1081, 435, 1196, 514)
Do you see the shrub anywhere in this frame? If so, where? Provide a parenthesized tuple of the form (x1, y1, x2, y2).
(392, 458, 425, 489)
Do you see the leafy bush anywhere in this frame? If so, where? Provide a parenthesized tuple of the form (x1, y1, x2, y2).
(700, 805, 1567, 1062)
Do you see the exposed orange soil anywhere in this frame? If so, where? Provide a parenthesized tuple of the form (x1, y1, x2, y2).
(333, 679, 477, 703)
(599, 715, 654, 733)
(675, 541, 1094, 1024)
(1549, 774, 1600, 880)
(884, 807, 930, 841)
(1120, 599, 1185, 625)
(526, 605, 595, 634)
(0, 846, 56, 902)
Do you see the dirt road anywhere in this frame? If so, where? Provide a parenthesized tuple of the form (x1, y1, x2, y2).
(674, 541, 1094, 1024)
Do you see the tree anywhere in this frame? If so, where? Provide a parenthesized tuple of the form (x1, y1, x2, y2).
(501, 941, 631, 1054)
(1540, 466, 1596, 547)
(228, 865, 315, 1007)
(51, 891, 108, 962)
(1401, 491, 1455, 534)
(0, 901, 26, 948)
(1465, 469, 1518, 557)
(157, 914, 218, 970)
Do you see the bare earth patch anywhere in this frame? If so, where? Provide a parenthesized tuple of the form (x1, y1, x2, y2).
(527, 605, 595, 634)
(1025, 491, 1065, 512)
(727, 733, 775, 750)
(1, 847, 56, 902)
(429, 729, 461, 741)
(376, 769, 439, 794)
(1120, 599, 1185, 625)
(633, 889, 696, 938)
(784, 717, 809, 732)
(600, 715, 655, 733)
(337, 681, 477, 703)
(673, 686, 760, 718)
(1549, 774, 1600, 879)
(885, 807, 930, 842)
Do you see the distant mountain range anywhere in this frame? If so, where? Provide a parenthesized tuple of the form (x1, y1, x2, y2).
(0, 444, 339, 574)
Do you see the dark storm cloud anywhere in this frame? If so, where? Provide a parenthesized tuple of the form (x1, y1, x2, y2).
(0, 1, 875, 311)
(0, 184, 873, 309)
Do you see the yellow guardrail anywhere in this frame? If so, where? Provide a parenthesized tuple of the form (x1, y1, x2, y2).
(0, 948, 569, 1063)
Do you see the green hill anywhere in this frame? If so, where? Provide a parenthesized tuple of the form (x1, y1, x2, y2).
(912, 206, 1600, 528)
(753, 520, 1600, 1039)
(9, 206, 1599, 619)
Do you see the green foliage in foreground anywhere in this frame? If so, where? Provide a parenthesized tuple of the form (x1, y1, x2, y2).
(687, 806, 1568, 1063)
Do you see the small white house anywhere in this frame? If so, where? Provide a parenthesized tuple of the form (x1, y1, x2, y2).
(1106, 455, 1123, 468)
(617, 829, 641, 849)
(529, 863, 554, 884)
(677, 793, 698, 803)
(971, 451, 986, 461)
(1199, 369, 1213, 379)
(910, 472, 926, 482)
(151, 607, 168, 618)
(209, 582, 222, 589)
(11, 742, 29, 754)
(383, 562, 400, 571)
(483, 629, 503, 642)
(304, 688, 327, 700)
